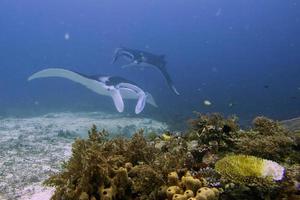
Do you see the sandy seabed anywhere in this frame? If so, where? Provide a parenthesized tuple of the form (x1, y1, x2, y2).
(0, 112, 168, 200)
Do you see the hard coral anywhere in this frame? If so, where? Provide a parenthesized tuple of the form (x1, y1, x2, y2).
(187, 113, 239, 153)
(215, 155, 284, 186)
(236, 116, 295, 162)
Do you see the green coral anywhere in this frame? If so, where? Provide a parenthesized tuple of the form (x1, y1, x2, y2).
(215, 155, 275, 186)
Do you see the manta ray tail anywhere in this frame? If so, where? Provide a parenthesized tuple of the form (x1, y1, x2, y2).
(28, 68, 125, 113)
(111, 48, 122, 64)
(160, 67, 180, 95)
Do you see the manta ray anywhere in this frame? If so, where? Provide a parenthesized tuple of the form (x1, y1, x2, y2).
(112, 47, 180, 95)
(28, 68, 157, 114)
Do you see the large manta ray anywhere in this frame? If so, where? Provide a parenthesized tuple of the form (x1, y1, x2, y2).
(112, 47, 180, 95)
(28, 68, 157, 114)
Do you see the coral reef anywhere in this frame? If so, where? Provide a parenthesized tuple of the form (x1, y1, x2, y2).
(44, 113, 300, 200)
(235, 116, 295, 163)
(187, 113, 239, 153)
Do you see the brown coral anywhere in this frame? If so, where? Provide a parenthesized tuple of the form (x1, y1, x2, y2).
(236, 116, 295, 162)
(187, 113, 239, 153)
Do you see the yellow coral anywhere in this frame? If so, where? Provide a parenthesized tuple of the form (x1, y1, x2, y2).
(215, 155, 284, 185)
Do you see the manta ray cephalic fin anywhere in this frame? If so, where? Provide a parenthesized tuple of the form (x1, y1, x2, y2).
(110, 89, 124, 112)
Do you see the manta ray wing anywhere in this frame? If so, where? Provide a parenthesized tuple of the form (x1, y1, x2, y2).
(27, 68, 127, 112)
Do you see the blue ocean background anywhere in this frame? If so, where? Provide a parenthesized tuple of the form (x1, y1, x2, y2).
(0, 0, 299, 128)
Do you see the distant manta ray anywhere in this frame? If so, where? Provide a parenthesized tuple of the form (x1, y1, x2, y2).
(112, 47, 180, 95)
(28, 68, 158, 114)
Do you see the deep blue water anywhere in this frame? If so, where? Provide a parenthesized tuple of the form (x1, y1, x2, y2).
(0, 0, 299, 127)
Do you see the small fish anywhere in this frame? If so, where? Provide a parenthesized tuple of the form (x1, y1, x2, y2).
(264, 85, 269, 89)
(203, 100, 212, 106)
(161, 132, 172, 141)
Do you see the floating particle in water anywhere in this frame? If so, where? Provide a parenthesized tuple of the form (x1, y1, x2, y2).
(203, 100, 212, 106)
(34, 101, 39, 105)
(211, 67, 218, 73)
(64, 33, 70, 40)
(216, 8, 222, 17)
(228, 102, 234, 107)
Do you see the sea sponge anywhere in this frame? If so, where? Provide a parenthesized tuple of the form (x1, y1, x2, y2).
(79, 192, 89, 200)
(167, 186, 182, 199)
(157, 185, 168, 199)
(173, 193, 188, 200)
(195, 187, 217, 200)
(112, 167, 132, 197)
(215, 155, 285, 186)
(168, 171, 179, 186)
(184, 189, 194, 198)
(181, 173, 203, 193)
(99, 186, 115, 200)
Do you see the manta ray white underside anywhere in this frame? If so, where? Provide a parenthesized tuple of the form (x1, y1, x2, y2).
(28, 68, 157, 114)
